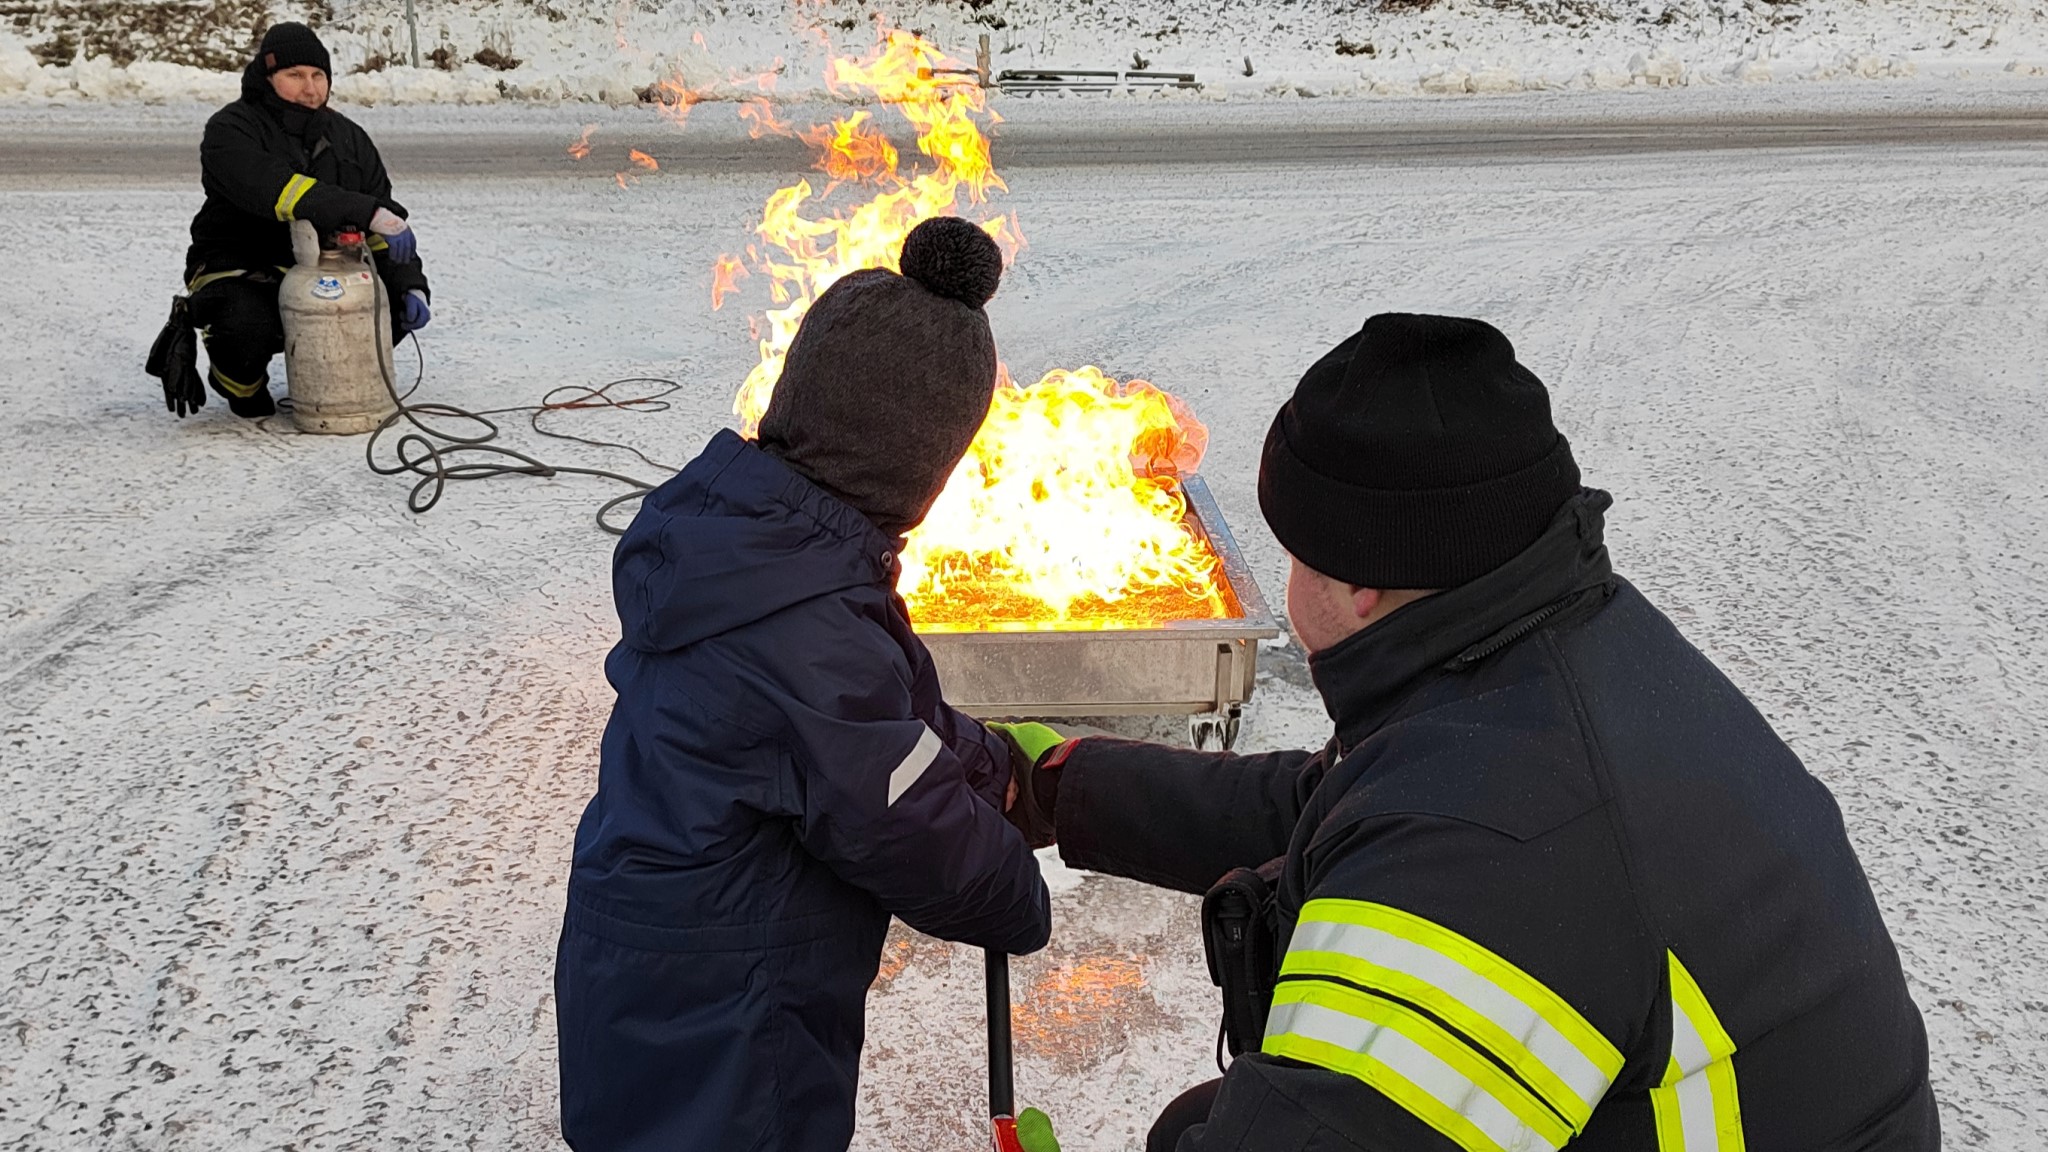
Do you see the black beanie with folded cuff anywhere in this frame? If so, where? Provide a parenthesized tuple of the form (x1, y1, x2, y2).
(757, 216, 1005, 539)
(257, 22, 332, 78)
(1257, 312, 1581, 590)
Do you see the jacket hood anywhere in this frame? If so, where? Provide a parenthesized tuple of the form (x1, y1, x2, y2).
(613, 429, 901, 653)
(240, 56, 270, 103)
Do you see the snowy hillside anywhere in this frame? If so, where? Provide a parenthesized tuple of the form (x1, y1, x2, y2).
(3, 0, 2048, 103)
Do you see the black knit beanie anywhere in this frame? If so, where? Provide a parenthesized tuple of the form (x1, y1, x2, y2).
(1258, 313, 1581, 589)
(758, 216, 1004, 538)
(257, 22, 331, 78)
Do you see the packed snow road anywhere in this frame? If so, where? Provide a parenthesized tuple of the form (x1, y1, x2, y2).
(7, 87, 2048, 185)
(3, 86, 2045, 1149)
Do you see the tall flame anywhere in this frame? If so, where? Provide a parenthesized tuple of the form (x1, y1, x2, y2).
(717, 32, 1226, 629)
(724, 32, 1021, 432)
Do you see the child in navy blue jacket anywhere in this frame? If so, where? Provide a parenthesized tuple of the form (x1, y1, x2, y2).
(555, 218, 1052, 1152)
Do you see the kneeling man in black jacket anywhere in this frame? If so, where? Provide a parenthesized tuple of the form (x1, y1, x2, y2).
(1009, 313, 1937, 1152)
(172, 22, 430, 418)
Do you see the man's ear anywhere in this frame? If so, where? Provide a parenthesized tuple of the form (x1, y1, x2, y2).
(1350, 585, 1383, 622)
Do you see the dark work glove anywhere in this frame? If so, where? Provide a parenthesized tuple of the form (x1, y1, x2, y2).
(988, 721, 1069, 850)
(146, 295, 205, 418)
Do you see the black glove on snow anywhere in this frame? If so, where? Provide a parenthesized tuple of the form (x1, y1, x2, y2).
(146, 296, 206, 418)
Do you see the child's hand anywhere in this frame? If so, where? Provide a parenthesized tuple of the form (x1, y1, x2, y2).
(986, 722, 1068, 848)
(988, 721, 1066, 768)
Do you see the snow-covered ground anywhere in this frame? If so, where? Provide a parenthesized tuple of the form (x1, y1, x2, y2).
(5, 0, 2048, 105)
(4, 89, 2047, 1148)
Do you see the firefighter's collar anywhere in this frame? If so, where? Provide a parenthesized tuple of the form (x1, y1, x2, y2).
(1309, 489, 1616, 747)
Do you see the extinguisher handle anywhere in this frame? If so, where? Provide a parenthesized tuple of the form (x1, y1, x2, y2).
(986, 948, 1014, 1119)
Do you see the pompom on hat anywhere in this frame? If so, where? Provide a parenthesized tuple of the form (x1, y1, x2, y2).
(898, 216, 1004, 309)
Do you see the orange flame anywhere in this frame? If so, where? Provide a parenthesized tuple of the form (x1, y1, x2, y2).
(729, 32, 1016, 432)
(799, 112, 899, 185)
(738, 98, 793, 139)
(629, 149, 660, 172)
(720, 32, 1224, 628)
(568, 124, 596, 161)
(711, 254, 749, 310)
(903, 368, 1226, 628)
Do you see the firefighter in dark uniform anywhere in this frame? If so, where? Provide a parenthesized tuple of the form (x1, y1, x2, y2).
(165, 22, 430, 418)
(1000, 314, 1938, 1152)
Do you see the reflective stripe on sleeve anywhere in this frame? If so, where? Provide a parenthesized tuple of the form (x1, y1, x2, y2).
(1651, 951, 1745, 1152)
(1263, 980, 1571, 1152)
(274, 174, 317, 221)
(1281, 899, 1623, 1131)
(885, 724, 944, 807)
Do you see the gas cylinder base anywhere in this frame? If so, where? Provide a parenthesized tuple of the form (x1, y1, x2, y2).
(289, 406, 394, 436)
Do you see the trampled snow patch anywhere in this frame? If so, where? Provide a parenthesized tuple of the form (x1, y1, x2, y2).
(4, 94, 2047, 1148)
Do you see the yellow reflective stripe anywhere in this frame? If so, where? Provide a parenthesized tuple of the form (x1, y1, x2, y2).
(186, 268, 246, 293)
(1264, 980, 1571, 1152)
(207, 364, 264, 398)
(1285, 900, 1621, 1130)
(273, 174, 317, 221)
(1667, 953, 1738, 1071)
(366, 234, 389, 252)
(1651, 952, 1745, 1152)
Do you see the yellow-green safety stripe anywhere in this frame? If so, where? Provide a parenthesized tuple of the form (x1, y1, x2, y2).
(273, 174, 317, 221)
(186, 269, 245, 293)
(207, 363, 265, 398)
(1264, 979, 1572, 1152)
(1651, 952, 1745, 1152)
(1282, 899, 1623, 1132)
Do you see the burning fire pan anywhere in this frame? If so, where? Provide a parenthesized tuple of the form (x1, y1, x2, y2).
(920, 475, 1280, 750)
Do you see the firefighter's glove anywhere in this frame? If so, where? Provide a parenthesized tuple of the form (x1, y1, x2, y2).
(370, 208, 417, 263)
(146, 295, 206, 418)
(399, 290, 431, 333)
(988, 721, 1068, 850)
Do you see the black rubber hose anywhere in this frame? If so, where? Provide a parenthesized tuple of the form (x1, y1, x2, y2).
(359, 260, 675, 535)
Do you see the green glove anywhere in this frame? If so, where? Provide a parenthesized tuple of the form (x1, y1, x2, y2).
(1017, 1108, 1061, 1152)
(986, 721, 1067, 848)
(987, 721, 1065, 766)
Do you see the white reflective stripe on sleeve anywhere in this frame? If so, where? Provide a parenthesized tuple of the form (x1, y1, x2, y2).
(1669, 993, 1716, 1079)
(1656, 1007, 1731, 1152)
(1266, 998, 1561, 1152)
(1652, 951, 1745, 1152)
(1287, 915, 1615, 1125)
(1673, 1060, 1721, 1152)
(885, 724, 944, 807)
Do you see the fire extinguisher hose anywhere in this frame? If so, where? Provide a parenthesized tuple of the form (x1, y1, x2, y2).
(359, 258, 682, 535)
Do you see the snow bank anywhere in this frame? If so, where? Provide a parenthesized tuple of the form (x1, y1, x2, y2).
(0, 0, 2043, 105)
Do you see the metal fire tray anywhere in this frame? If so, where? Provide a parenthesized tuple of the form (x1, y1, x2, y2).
(919, 475, 1279, 748)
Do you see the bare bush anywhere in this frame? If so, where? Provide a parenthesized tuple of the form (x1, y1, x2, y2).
(16, 0, 304, 70)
